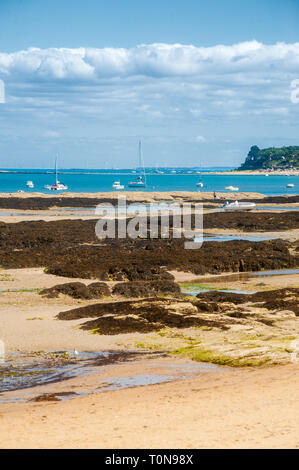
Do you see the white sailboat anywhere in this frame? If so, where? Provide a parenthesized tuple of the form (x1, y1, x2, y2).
(26, 180, 34, 188)
(44, 155, 68, 191)
(196, 162, 204, 188)
(128, 141, 146, 188)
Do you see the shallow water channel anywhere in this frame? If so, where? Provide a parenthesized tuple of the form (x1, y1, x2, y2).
(0, 351, 225, 403)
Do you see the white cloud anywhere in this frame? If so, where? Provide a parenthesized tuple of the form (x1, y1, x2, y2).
(0, 41, 298, 167)
(0, 41, 299, 81)
(256, 107, 289, 115)
(43, 130, 60, 138)
(195, 135, 207, 143)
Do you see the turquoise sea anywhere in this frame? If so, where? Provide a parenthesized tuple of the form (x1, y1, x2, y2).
(0, 168, 298, 195)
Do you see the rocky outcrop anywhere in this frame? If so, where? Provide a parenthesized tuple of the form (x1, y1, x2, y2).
(56, 298, 229, 334)
(112, 280, 181, 298)
(196, 288, 299, 315)
(39, 281, 110, 299)
(55, 288, 299, 335)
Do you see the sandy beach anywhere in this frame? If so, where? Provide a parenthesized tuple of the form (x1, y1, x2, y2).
(1, 190, 298, 202)
(0, 362, 298, 449)
(0, 195, 298, 449)
(0, 190, 268, 203)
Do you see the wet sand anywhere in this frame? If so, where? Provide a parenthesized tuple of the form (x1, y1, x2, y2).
(0, 207, 298, 225)
(0, 191, 267, 201)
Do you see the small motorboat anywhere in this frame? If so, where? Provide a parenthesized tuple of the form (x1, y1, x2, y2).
(225, 186, 239, 191)
(222, 201, 256, 212)
(286, 183, 294, 188)
(26, 180, 34, 188)
(112, 181, 124, 190)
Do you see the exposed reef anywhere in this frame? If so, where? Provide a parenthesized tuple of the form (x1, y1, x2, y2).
(56, 287, 299, 335)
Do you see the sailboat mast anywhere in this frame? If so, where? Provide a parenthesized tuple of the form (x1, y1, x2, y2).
(139, 141, 146, 185)
(138, 141, 142, 169)
(55, 154, 58, 185)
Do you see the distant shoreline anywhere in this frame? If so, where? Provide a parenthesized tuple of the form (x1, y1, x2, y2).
(208, 169, 299, 176)
(0, 169, 298, 176)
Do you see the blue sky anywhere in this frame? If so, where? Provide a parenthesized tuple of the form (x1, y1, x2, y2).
(0, 0, 299, 168)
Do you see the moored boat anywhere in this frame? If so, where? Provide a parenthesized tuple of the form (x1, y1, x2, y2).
(44, 155, 68, 191)
(112, 181, 124, 190)
(44, 181, 68, 191)
(196, 163, 204, 188)
(128, 141, 147, 188)
(128, 175, 146, 187)
(222, 201, 256, 212)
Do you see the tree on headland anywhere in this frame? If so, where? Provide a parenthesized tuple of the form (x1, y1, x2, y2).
(248, 145, 260, 161)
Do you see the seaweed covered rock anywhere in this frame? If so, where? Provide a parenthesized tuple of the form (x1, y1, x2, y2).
(83, 314, 160, 335)
(0, 218, 297, 278)
(46, 257, 175, 282)
(56, 298, 228, 334)
(196, 288, 299, 315)
(87, 282, 111, 298)
(112, 280, 181, 298)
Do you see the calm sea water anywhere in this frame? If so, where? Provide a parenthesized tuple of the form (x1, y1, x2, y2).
(0, 168, 298, 195)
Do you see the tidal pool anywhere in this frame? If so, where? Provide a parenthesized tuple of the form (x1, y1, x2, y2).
(99, 374, 176, 391)
(181, 286, 255, 296)
(200, 234, 274, 242)
(0, 351, 226, 402)
(0, 351, 114, 394)
(99, 362, 225, 392)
